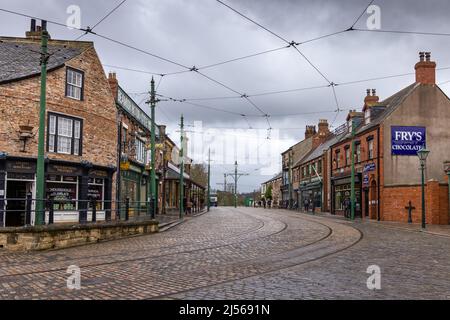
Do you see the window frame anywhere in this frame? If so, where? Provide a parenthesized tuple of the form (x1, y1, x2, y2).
(368, 140, 374, 160)
(65, 67, 85, 101)
(47, 112, 83, 156)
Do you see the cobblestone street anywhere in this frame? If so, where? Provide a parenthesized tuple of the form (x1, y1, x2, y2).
(0, 207, 449, 300)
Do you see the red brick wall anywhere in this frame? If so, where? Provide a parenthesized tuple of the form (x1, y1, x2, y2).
(382, 181, 449, 225)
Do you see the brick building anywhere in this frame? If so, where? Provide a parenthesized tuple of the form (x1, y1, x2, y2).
(261, 172, 282, 208)
(294, 124, 343, 212)
(329, 52, 450, 225)
(108, 73, 165, 217)
(0, 21, 117, 226)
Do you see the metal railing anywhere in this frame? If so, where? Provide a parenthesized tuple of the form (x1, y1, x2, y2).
(0, 195, 157, 228)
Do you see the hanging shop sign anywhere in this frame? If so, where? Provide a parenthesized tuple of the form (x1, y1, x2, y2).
(120, 161, 130, 171)
(391, 126, 426, 156)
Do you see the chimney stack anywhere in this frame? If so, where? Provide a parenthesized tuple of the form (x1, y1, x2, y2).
(364, 88, 379, 107)
(415, 52, 436, 85)
(318, 119, 330, 136)
(108, 72, 119, 99)
(305, 125, 317, 139)
(26, 19, 51, 40)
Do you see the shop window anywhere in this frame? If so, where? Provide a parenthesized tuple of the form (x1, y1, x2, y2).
(46, 175, 78, 211)
(66, 67, 84, 100)
(48, 113, 82, 156)
(88, 178, 104, 210)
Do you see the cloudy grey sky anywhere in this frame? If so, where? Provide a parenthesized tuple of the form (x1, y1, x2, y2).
(2, 0, 450, 192)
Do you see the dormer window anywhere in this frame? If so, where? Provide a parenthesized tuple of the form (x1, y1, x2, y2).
(348, 119, 353, 132)
(365, 109, 371, 124)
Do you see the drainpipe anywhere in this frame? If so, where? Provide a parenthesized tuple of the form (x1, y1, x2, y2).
(445, 161, 450, 222)
(377, 127, 381, 221)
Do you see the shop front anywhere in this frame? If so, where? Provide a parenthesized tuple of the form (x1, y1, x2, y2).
(331, 174, 362, 217)
(119, 162, 153, 218)
(299, 179, 323, 212)
(0, 156, 114, 226)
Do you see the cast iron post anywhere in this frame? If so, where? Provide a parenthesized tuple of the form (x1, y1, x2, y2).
(350, 119, 356, 221)
(35, 25, 49, 226)
(179, 115, 184, 219)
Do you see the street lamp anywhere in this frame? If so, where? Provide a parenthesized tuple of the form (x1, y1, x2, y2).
(417, 148, 430, 229)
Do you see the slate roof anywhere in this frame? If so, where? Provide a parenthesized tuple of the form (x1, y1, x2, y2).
(297, 133, 345, 166)
(263, 172, 282, 184)
(332, 82, 420, 144)
(0, 39, 85, 84)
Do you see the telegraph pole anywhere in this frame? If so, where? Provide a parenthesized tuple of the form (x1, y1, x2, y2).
(35, 23, 49, 226)
(207, 148, 211, 212)
(149, 77, 157, 219)
(350, 120, 356, 220)
(179, 115, 184, 219)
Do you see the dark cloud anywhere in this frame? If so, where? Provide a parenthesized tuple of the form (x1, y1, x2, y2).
(2, 0, 450, 191)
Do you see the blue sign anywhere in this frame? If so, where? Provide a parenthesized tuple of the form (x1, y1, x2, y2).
(391, 126, 426, 156)
(363, 163, 376, 172)
(363, 174, 369, 186)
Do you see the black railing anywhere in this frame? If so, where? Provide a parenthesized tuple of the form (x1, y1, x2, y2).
(0, 195, 157, 228)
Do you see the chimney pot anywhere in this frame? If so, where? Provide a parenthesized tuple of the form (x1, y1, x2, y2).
(425, 52, 431, 62)
(419, 52, 425, 61)
(366, 89, 371, 96)
(41, 20, 47, 31)
(372, 89, 376, 96)
(30, 19, 36, 32)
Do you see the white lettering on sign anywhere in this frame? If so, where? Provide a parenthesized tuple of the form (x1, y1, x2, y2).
(394, 131, 423, 142)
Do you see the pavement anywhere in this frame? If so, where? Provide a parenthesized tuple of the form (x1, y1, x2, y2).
(0, 207, 449, 300)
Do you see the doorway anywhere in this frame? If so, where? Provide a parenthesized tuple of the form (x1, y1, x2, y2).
(6, 181, 30, 227)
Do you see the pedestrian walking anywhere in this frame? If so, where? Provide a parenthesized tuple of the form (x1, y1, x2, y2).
(303, 198, 309, 212)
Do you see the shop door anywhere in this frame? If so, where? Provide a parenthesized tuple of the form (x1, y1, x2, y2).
(6, 181, 27, 227)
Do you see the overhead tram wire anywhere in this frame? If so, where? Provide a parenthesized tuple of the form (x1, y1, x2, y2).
(352, 28, 450, 38)
(0, 7, 270, 131)
(74, 0, 128, 41)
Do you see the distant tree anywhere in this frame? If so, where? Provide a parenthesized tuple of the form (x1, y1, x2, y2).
(190, 164, 208, 187)
(265, 185, 273, 200)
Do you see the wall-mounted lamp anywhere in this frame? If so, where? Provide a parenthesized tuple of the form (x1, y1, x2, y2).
(18, 125, 35, 152)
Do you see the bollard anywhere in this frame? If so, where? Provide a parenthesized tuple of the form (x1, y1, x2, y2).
(125, 197, 130, 221)
(25, 193, 32, 226)
(92, 199, 97, 223)
(48, 199, 54, 225)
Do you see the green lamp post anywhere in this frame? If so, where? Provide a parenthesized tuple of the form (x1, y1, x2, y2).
(417, 148, 430, 229)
